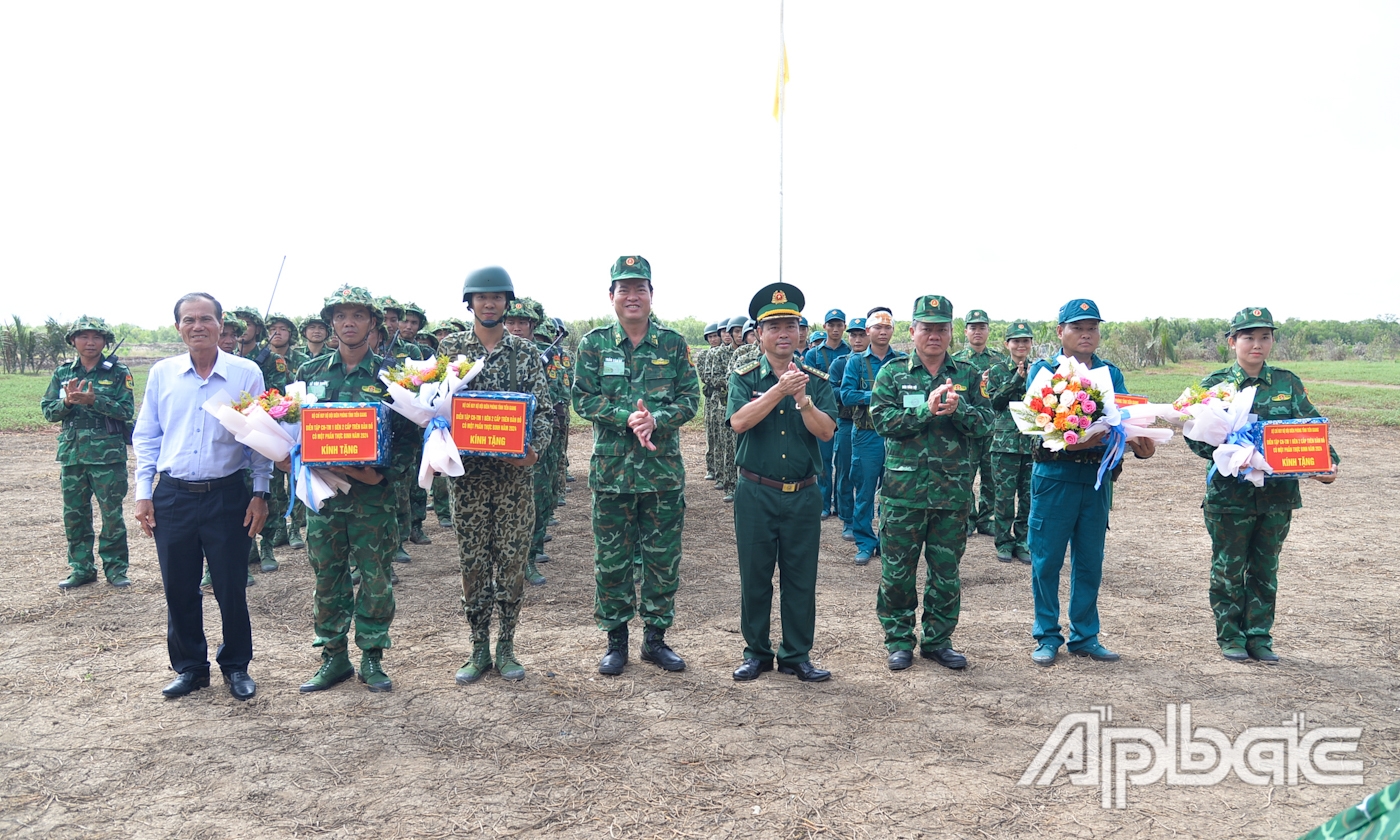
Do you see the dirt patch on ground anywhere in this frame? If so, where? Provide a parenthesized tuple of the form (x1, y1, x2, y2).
(1, 427, 1396, 838)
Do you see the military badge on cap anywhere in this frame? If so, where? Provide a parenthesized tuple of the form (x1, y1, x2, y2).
(1229, 306, 1275, 333)
(1006, 320, 1034, 340)
(1058, 299, 1102, 323)
(964, 308, 990, 324)
(748, 282, 805, 322)
(912, 294, 954, 324)
(610, 255, 652, 284)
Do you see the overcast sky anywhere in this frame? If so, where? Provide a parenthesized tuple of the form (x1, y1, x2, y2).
(3, 2, 1397, 329)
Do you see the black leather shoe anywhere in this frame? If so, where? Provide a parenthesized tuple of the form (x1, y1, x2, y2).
(920, 648, 968, 670)
(732, 658, 773, 681)
(777, 661, 831, 682)
(162, 671, 210, 698)
(224, 670, 256, 701)
(887, 650, 913, 671)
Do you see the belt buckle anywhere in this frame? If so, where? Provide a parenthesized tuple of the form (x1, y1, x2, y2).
(782, 481, 798, 493)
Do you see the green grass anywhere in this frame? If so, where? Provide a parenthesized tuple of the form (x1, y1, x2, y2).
(0, 366, 149, 431)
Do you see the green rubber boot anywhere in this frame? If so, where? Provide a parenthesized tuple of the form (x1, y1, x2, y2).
(525, 557, 546, 587)
(359, 649, 392, 692)
(259, 537, 279, 572)
(409, 523, 432, 545)
(287, 521, 306, 550)
(200, 566, 213, 591)
(299, 651, 354, 692)
(455, 627, 493, 685)
(495, 638, 525, 682)
(271, 522, 289, 547)
(245, 570, 256, 587)
(393, 545, 411, 563)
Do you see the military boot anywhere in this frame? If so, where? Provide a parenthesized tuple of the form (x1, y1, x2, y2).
(598, 625, 628, 676)
(640, 625, 686, 672)
(359, 649, 392, 692)
(248, 542, 260, 565)
(393, 544, 411, 563)
(200, 566, 213, 592)
(57, 571, 97, 591)
(300, 650, 354, 692)
(259, 537, 279, 572)
(495, 638, 525, 682)
(271, 522, 290, 547)
(534, 550, 551, 564)
(437, 512, 453, 528)
(287, 521, 306, 550)
(454, 629, 493, 685)
(409, 524, 432, 545)
(245, 570, 256, 587)
(525, 557, 546, 587)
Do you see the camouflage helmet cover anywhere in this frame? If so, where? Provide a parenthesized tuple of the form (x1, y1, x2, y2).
(65, 315, 115, 346)
(320, 285, 383, 324)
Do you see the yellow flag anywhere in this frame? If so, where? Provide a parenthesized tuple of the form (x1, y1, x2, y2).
(772, 44, 789, 120)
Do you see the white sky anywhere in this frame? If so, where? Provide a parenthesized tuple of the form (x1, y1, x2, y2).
(3, 2, 1398, 329)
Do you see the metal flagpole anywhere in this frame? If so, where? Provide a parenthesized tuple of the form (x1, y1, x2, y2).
(778, 0, 785, 284)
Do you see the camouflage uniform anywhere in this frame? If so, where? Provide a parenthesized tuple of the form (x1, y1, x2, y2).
(951, 344, 1007, 534)
(41, 325, 134, 585)
(697, 340, 735, 490)
(552, 342, 575, 506)
(1188, 358, 1340, 655)
(528, 312, 567, 569)
(986, 357, 1033, 560)
(232, 310, 291, 562)
(267, 313, 308, 549)
(693, 343, 717, 477)
(870, 310, 993, 654)
(723, 340, 762, 498)
(573, 320, 700, 634)
(379, 329, 429, 552)
(296, 344, 417, 670)
(439, 325, 553, 663)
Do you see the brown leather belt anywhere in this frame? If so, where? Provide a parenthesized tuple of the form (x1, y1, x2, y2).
(739, 468, 817, 493)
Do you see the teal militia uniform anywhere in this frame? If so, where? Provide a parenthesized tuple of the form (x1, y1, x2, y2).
(728, 345, 838, 667)
(951, 340, 1007, 534)
(985, 330, 1034, 562)
(870, 297, 993, 655)
(842, 341, 908, 557)
(42, 352, 135, 584)
(296, 347, 417, 681)
(803, 334, 850, 516)
(573, 319, 700, 634)
(1188, 327, 1339, 657)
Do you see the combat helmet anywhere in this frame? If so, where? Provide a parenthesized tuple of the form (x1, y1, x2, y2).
(222, 312, 247, 336)
(727, 315, 748, 331)
(298, 314, 330, 337)
(703, 322, 719, 337)
(377, 296, 406, 317)
(320, 285, 383, 324)
(66, 315, 115, 346)
(231, 306, 267, 339)
(402, 301, 428, 327)
(265, 312, 297, 333)
(462, 266, 516, 304)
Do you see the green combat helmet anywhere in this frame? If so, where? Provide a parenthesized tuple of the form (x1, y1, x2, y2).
(703, 322, 719, 337)
(461, 266, 516, 303)
(446, 317, 469, 332)
(416, 332, 440, 351)
(299, 314, 330, 337)
(727, 315, 748, 331)
(320, 285, 383, 324)
(65, 315, 116, 346)
(402, 301, 428, 327)
(222, 312, 247, 336)
(231, 306, 268, 339)
(505, 297, 541, 324)
(265, 312, 297, 333)
(377, 296, 406, 317)
(534, 318, 557, 341)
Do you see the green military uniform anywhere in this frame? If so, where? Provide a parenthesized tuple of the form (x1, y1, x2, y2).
(727, 285, 838, 674)
(985, 321, 1036, 562)
(233, 306, 291, 566)
(1188, 307, 1340, 661)
(695, 323, 722, 479)
(294, 287, 419, 692)
(41, 317, 134, 588)
(533, 314, 570, 558)
(503, 297, 556, 584)
(442, 267, 554, 684)
(573, 256, 700, 672)
(951, 309, 1006, 536)
(378, 297, 429, 558)
(291, 315, 332, 544)
(870, 296, 994, 662)
(722, 320, 762, 500)
(701, 319, 743, 496)
(400, 302, 434, 542)
(551, 327, 575, 507)
(430, 319, 465, 527)
(267, 313, 309, 550)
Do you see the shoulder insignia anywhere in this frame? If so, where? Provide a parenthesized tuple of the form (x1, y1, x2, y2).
(125, 374, 134, 390)
(275, 358, 288, 372)
(1272, 392, 1291, 401)
(799, 363, 829, 381)
(361, 384, 383, 395)
(736, 360, 761, 375)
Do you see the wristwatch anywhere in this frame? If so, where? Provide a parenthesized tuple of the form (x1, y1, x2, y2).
(795, 396, 810, 411)
(252, 491, 271, 500)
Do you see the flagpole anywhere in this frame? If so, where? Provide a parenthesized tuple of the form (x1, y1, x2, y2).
(778, 0, 785, 284)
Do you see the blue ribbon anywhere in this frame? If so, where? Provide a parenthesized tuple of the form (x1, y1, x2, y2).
(285, 443, 304, 519)
(1206, 420, 1265, 486)
(1093, 424, 1128, 491)
(423, 414, 450, 446)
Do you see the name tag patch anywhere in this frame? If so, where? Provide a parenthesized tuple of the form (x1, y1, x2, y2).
(903, 393, 926, 408)
(602, 358, 625, 376)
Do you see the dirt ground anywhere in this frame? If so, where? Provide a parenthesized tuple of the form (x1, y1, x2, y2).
(1, 426, 1396, 839)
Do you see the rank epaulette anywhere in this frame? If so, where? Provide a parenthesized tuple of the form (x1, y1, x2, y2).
(735, 360, 761, 375)
(799, 362, 829, 381)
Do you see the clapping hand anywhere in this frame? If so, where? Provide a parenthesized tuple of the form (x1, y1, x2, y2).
(927, 378, 959, 416)
(776, 362, 809, 397)
(64, 379, 96, 406)
(628, 398, 657, 451)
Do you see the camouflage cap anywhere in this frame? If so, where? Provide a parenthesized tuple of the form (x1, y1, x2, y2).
(416, 332, 440, 351)
(377, 296, 405, 316)
(65, 315, 115, 346)
(534, 319, 557, 340)
(402, 301, 427, 324)
(1230, 306, 1275, 333)
(504, 298, 541, 324)
(912, 294, 954, 324)
(321, 285, 383, 324)
(265, 312, 297, 332)
(847, 317, 868, 332)
(222, 312, 247, 336)
(964, 308, 990, 325)
(231, 306, 267, 336)
(610, 255, 652, 284)
(429, 321, 453, 335)
(445, 317, 469, 332)
(1005, 320, 1034, 340)
(1058, 299, 1102, 324)
(298, 314, 329, 336)
(748, 282, 805, 322)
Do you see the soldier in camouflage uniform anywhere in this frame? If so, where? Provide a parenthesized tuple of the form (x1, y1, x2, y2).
(696, 322, 723, 479)
(573, 255, 700, 676)
(42, 316, 135, 590)
(294, 286, 418, 693)
(231, 306, 289, 571)
(985, 320, 1036, 563)
(533, 314, 571, 557)
(266, 313, 307, 549)
(720, 319, 762, 502)
(378, 297, 428, 562)
(399, 302, 433, 542)
(429, 317, 459, 528)
(502, 297, 552, 586)
(218, 312, 244, 354)
(952, 309, 1007, 538)
(300, 314, 330, 359)
(445, 267, 553, 685)
(713, 316, 746, 493)
(1188, 306, 1339, 664)
(870, 296, 993, 672)
(550, 317, 574, 507)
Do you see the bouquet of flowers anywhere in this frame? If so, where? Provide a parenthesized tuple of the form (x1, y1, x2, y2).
(380, 355, 486, 488)
(1010, 355, 1179, 488)
(1168, 382, 1270, 485)
(203, 382, 351, 513)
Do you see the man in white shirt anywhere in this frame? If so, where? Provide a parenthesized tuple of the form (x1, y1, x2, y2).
(134, 293, 271, 701)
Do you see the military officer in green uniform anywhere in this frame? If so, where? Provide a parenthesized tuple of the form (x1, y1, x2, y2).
(266, 313, 306, 548)
(697, 322, 724, 480)
(951, 309, 1006, 537)
(293, 286, 418, 693)
(231, 305, 289, 571)
(1188, 306, 1339, 664)
(706, 316, 746, 496)
(870, 296, 993, 671)
(42, 316, 135, 590)
(502, 297, 552, 586)
(429, 317, 463, 527)
(377, 296, 428, 562)
(534, 313, 570, 551)
(300, 314, 330, 359)
(727, 284, 838, 683)
(985, 320, 1037, 563)
(218, 312, 245, 354)
(573, 255, 700, 676)
(443, 267, 553, 684)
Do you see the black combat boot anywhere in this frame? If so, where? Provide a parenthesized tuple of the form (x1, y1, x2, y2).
(640, 625, 686, 672)
(598, 625, 628, 676)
